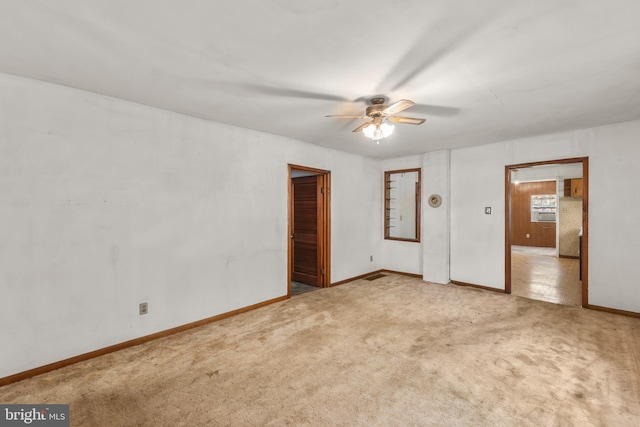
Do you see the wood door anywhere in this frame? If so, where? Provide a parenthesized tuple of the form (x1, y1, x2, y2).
(292, 175, 322, 286)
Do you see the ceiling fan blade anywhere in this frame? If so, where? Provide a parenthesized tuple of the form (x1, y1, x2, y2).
(326, 115, 368, 119)
(377, 5, 502, 93)
(388, 116, 426, 125)
(383, 99, 415, 116)
(352, 121, 372, 133)
(237, 83, 350, 102)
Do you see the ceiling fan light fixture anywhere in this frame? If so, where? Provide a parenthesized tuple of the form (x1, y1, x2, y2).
(362, 123, 376, 139)
(363, 122, 394, 142)
(328, 97, 422, 144)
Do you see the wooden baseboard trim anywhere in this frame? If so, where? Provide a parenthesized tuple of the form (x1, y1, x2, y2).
(585, 304, 640, 319)
(381, 269, 423, 279)
(330, 270, 383, 287)
(559, 255, 579, 259)
(330, 269, 423, 287)
(0, 295, 288, 387)
(450, 280, 507, 294)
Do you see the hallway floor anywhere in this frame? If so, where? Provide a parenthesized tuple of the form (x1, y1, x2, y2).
(511, 245, 582, 306)
(291, 281, 319, 296)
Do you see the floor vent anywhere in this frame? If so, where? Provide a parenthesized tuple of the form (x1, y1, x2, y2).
(365, 273, 386, 281)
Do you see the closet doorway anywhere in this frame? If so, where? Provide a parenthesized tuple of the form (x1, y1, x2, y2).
(288, 164, 331, 296)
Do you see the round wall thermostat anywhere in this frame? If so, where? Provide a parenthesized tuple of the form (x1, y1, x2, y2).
(428, 194, 442, 208)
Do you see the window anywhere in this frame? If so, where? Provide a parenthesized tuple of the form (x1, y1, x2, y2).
(530, 194, 557, 222)
(384, 169, 421, 241)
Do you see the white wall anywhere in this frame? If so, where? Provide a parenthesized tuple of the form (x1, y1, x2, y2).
(450, 143, 507, 287)
(0, 73, 381, 378)
(513, 163, 582, 182)
(326, 152, 383, 280)
(422, 150, 450, 284)
(449, 120, 640, 313)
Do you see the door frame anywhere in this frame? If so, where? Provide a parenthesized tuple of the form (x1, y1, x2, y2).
(288, 164, 331, 295)
(505, 157, 589, 306)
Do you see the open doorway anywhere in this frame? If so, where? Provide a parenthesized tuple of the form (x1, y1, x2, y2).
(288, 164, 331, 296)
(505, 158, 588, 307)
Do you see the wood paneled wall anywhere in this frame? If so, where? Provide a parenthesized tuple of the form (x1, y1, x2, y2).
(510, 181, 556, 247)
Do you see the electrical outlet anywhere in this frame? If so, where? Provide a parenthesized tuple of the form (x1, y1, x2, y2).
(139, 302, 148, 315)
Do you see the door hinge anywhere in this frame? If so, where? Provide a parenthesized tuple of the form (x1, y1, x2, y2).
(320, 187, 325, 194)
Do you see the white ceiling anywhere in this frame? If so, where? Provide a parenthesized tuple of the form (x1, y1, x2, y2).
(1, 0, 639, 159)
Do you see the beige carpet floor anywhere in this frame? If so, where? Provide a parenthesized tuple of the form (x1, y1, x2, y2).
(1, 274, 639, 426)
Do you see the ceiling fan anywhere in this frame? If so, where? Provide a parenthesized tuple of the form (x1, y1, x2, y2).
(326, 97, 426, 143)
